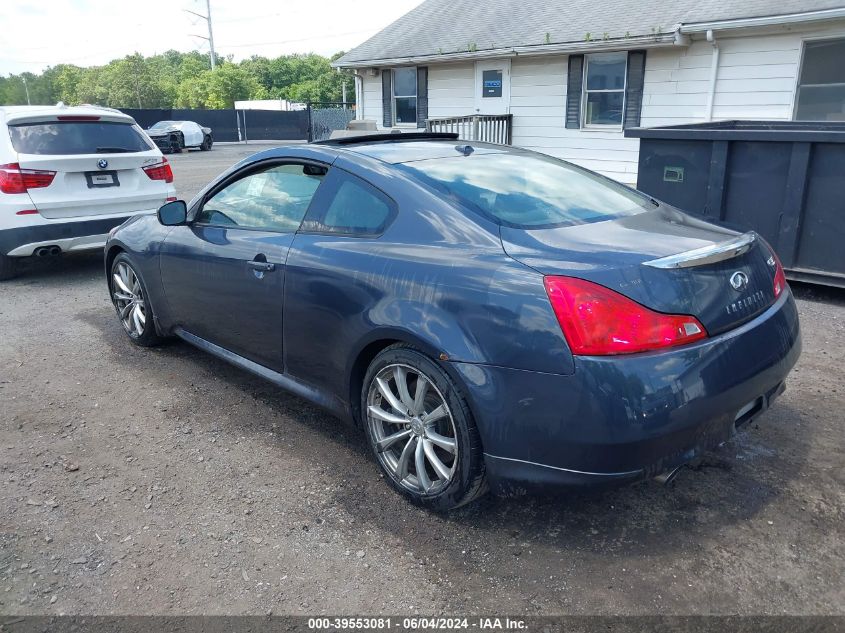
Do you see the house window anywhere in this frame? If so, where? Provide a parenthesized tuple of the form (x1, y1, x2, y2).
(393, 67, 417, 125)
(795, 38, 845, 121)
(583, 52, 627, 126)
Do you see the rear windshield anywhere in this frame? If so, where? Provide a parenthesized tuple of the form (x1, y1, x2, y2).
(397, 151, 653, 229)
(8, 121, 153, 155)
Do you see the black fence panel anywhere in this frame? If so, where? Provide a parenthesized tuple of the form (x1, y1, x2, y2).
(236, 109, 309, 141)
(174, 109, 240, 141)
(119, 108, 309, 142)
(625, 120, 845, 288)
(121, 108, 170, 130)
(120, 108, 240, 141)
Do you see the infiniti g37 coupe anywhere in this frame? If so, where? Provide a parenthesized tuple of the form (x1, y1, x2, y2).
(104, 133, 801, 511)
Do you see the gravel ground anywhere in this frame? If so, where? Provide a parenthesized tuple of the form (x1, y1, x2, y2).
(0, 143, 843, 616)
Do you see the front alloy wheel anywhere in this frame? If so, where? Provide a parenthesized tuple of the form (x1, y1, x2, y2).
(110, 254, 162, 347)
(363, 345, 487, 510)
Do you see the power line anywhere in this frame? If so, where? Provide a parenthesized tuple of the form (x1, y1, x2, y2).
(216, 28, 376, 50)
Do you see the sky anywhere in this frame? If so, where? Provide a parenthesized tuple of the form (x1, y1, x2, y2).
(0, 0, 425, 75)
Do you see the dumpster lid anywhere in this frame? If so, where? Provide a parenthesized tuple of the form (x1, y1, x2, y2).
(625, 120, 845, 143)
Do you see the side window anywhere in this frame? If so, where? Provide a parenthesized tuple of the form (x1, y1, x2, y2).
(304, 169, 396, 236)
(195, 163, 326, 232)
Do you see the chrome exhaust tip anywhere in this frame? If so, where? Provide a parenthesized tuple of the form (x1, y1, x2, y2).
(654, 466, 683, 486)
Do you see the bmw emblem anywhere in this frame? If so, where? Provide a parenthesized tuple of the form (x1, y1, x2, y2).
(730, 271, 749, 291)
(97, 159, 109, 169)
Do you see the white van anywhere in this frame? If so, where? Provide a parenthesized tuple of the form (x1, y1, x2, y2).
(0, 104, 176, 280)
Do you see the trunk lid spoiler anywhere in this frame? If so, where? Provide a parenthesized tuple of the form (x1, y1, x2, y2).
(643, 232, 757, 269)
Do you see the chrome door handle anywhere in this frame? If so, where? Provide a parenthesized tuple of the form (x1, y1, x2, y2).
(247, 260, 275, 272)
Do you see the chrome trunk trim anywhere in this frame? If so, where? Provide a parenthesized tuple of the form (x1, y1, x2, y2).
(643, 232, 756, 269)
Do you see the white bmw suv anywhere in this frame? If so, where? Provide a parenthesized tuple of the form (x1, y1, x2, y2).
(0, 105, 176, 280)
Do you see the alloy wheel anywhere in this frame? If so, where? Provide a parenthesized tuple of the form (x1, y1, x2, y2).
(366, 363, 458, 495)
(112, 261, 147, 337)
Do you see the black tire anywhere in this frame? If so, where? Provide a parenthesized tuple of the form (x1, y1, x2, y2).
(361, 344, 487, 511)
(109, 253, 163, 347)
(0, 253, 17, 281)
(170, 133, 183, 154)
(200, 134, 212, 151)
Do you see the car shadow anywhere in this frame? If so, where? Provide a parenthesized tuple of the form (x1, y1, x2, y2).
(790, 280, 845, 306)
(79, 303, 812, 563)
(8, 251, 103, 284)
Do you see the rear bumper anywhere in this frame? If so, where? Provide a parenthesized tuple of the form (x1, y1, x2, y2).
(451, 290, 801, 495)
(0, 214, 145, 256)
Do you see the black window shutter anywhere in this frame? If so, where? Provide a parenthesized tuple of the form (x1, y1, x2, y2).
(566, 55, 584, 129)
(382, 69, 393, 128)
(416, 66, 428, 128)
(623, 50, 647, 129)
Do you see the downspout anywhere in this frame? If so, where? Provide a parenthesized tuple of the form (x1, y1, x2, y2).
(354, 73, 364, 120)
(705, 29, 720, 121)
(338, 67, 365, 120)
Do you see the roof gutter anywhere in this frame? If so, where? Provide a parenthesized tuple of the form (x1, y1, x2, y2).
(680, 7, 845, 34)
(332, 33, 679, 69)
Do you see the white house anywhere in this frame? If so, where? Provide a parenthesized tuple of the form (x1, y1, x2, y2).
(333, 0, 845, 185)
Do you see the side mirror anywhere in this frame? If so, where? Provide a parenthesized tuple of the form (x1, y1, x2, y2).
(158, 200, 187, 226)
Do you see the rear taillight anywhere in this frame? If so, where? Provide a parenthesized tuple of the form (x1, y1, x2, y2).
(142, 158, 173, 183)
(772, 253, 787, 298)
(0, 163, 56, 194)
(544, 276, 708, 356)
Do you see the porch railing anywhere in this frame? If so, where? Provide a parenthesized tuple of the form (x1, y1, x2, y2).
(426, 114, 513, 145)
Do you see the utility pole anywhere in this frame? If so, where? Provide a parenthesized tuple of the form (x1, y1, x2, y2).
(186, 0, 216, 70)
(22, 76, 31, 106)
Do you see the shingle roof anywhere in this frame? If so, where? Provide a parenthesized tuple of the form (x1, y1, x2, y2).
(335, 0, 845, 65)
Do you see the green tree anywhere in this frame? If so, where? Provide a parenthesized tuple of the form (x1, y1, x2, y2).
(1, 49, 353, 108)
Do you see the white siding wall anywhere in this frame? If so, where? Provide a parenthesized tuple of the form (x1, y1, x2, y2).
(356, 23, 845, 184)
(361, 73, 382, 126)
(428, 63, 476, 118)
(640, 34, 807, 126)
(509, 56, 641, 184)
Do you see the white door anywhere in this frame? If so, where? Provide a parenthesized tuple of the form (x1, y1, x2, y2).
(474, 60, 511, 114)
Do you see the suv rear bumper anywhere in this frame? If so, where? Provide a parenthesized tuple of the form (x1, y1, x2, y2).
(0, 214, 143, 256)
(450, 289, 801, 495)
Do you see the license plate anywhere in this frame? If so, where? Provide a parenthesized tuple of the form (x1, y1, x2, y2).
(85, 171, 119, 188)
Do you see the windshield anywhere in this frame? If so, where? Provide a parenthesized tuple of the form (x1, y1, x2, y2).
(8, 121, 153, 155)
(149, 121, 177, 130)
(398, 151, 653, 229)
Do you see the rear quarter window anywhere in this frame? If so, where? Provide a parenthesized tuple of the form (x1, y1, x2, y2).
(8, 121, 153, 155)
(302, 168, 396, 236)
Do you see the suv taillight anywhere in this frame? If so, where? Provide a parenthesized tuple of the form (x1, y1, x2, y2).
(142, 158, 173, 183)
(0, 163, 56, 194)
(544, 276, 708, 356)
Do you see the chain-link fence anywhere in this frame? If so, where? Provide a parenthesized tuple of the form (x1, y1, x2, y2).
(307, 102, 356, 142)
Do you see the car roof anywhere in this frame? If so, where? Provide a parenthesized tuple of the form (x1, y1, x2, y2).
(0, 104, 134, 126)
(341, 140, 511, 164)
(331, 138, 514, 164)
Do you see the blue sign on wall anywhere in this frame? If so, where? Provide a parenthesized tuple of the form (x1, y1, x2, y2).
(482, 70, 503, 98)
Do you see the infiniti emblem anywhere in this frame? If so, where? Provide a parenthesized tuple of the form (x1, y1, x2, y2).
(730, 271, 749, 291)
(97, 159, 109, 169)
